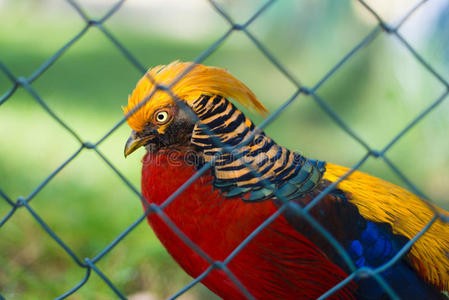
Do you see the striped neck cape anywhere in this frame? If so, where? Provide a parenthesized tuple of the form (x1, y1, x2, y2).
(190, 94, 326, 202)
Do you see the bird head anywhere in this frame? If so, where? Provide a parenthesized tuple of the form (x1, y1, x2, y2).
(123, 61, 268, 157)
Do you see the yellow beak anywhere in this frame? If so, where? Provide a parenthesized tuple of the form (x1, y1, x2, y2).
(124, 131, 148, 158)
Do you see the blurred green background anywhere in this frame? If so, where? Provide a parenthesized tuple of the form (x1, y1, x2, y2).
(1, 0, 449, 299)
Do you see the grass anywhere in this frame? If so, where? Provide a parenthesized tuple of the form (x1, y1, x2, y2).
(1, 1, 449, 299)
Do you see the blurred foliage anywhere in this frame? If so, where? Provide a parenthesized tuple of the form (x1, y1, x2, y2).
(0, 0, 448, 299)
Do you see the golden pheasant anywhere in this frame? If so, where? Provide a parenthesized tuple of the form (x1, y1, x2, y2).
(124, 61, 449, 299)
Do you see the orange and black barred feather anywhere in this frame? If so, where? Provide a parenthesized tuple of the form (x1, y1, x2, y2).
(191, 94, 325, 202)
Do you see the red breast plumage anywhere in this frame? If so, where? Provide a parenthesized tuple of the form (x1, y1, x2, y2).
(141, 152, 354, 299)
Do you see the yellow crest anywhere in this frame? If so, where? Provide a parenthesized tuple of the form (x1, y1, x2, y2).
(123, 61, 268, 132)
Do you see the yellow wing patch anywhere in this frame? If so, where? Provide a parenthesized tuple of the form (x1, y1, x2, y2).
(324, 163, 449, 290)
(123, 61, 268, 132)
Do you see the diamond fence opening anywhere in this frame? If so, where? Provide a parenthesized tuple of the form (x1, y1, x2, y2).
(1, 0, 448, 299)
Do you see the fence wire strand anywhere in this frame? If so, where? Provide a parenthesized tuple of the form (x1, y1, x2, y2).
(1, 0, 448, 299)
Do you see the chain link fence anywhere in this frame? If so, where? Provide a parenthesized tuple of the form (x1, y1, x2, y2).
(1, 0, 448, 299)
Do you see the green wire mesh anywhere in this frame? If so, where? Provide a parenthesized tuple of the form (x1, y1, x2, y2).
(1, 0, 448, 299)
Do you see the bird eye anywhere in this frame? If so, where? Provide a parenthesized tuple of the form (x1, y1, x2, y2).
(154, 110, 170, 124)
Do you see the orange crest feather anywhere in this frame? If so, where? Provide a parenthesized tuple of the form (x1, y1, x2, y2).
(123, 61, 268, 132)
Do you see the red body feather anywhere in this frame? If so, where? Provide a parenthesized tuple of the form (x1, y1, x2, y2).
(141, 152, 354, 299)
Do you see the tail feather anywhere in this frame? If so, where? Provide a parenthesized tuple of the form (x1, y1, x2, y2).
(324, 163, 449, 292)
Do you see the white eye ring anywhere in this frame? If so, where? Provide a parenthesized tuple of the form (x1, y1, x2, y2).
(155, 111, 169, 124)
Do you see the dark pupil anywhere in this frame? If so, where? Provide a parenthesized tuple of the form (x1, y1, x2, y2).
(157, 113, 165, 120)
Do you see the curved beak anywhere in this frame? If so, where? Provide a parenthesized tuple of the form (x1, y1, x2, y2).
(124, 130, 152, 158)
